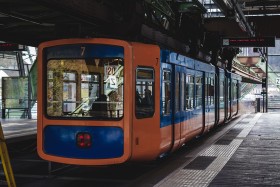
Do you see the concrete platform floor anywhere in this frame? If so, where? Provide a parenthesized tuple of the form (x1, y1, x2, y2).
(156, 112, 280, 186)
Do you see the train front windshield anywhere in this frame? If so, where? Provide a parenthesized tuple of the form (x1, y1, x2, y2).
(45, 44, 124, 119)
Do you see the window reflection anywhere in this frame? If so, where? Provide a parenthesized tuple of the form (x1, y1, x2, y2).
(135, 67, 155, 118)
(46, 58, 124, 119)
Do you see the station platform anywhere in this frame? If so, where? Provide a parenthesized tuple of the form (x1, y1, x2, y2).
(1, 113, 280, 186)
(154, 112, 280, 186)
(1, 119, 37, 142)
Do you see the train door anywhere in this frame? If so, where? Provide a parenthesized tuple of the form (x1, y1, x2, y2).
(181, 68, 196, 141)
(224, 72, 227, 120)
(160, 63, 174, 152)
(231, 77, 239, 116)
(131, 43, 161, 161)
(170, 65, 183, 151)
(218, 69, 226, 124)
(237, 79, 241, 114)
(204, 72, 209, 130)
(209, 73, 216, 127)
(205, 72, 216, 131)
(193, 71, 204, 135)
(227, 72, 232, 119)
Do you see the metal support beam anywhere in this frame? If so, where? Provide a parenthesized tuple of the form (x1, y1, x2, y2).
(16, 52, 25, 76)
(230, 0, 254, 36)
(210, 0, 254, 36)
(211, 0, 233, 14)
(245, 1, 280, 7)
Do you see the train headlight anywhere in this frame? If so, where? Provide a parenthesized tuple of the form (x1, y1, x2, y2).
(76, 132, 91, 148)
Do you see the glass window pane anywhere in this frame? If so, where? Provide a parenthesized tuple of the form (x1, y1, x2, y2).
(195, 76, 202, 107)
(162, 70, 171, 115)
(46, 58, 124, 119)
(135, 67, 155, 118)
(220, 79, 224, 106)
(185, 74, 194, 110)
(175, 72, 180, 112)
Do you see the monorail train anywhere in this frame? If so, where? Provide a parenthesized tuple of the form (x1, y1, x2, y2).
(37, 38, 241, 165)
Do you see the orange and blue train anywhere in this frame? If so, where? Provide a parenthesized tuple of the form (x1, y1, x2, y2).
(37, 38, 241, 165)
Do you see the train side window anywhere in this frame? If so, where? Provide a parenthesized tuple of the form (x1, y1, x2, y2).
(135, 67, 155, 118)
(220, 79, 225, 105)
(205, 77, 209, 106)
(209, 77, 215, 105)
(195, 76, 203, 108)
(185, 74, 194, 110)
(181, 73, 185, 111)
(175, 72, 180, 112)
(162, 70, 171, 115)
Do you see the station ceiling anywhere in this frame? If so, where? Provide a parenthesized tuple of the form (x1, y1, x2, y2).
(0, 0, 280, 47)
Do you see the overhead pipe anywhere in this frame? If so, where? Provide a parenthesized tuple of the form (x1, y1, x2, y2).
(230, 0, 255, 36)
(211, 0, 233, 13)
(0, 10, 54, 27)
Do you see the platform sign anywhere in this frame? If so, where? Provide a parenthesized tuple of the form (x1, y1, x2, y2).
(222, 37, 275, 47)
(0, 43, 27, 51)
(2, 77, 29, 108)
(276, 78, 280, 85)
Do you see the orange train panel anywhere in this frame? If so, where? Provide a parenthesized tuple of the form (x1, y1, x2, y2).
(130, 42, 163, 161)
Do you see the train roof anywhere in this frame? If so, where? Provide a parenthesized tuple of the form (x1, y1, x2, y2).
(160, 49, 215, 73)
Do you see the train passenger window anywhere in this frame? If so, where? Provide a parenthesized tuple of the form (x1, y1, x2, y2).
(185, 74, 194, 110)
(220, 79, 225, 105)
(205, 77, 209, 106)
(209, 78, 215, 105)
(181, 73, 185, 111)
(162, 70, 171, 115)
(195, 76, 203, 108)
(135, 67, 155, 118)
(175, 72, 180, 112)
(46, 58, 124, 119)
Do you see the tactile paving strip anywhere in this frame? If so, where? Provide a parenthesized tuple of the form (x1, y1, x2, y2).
(206, 156, 230, 172)
(236, 121, 250, 124)
(214, 139, 232, 145)
(200, 139, 243, 157)
(155, 170, 217, 187)
(215, 128, 242, 145)
(184, 156, 216, 170)
(155, 113, 262, 187)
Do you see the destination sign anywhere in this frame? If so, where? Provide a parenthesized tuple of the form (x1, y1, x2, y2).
(222, 37, 275, 47)
(0, 43, 27, 51)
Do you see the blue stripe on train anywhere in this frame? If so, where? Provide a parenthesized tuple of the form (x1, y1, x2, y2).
(44, 126, 124, 159)
(46, 44, 124, 59)
(160, 108, 203, 128)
